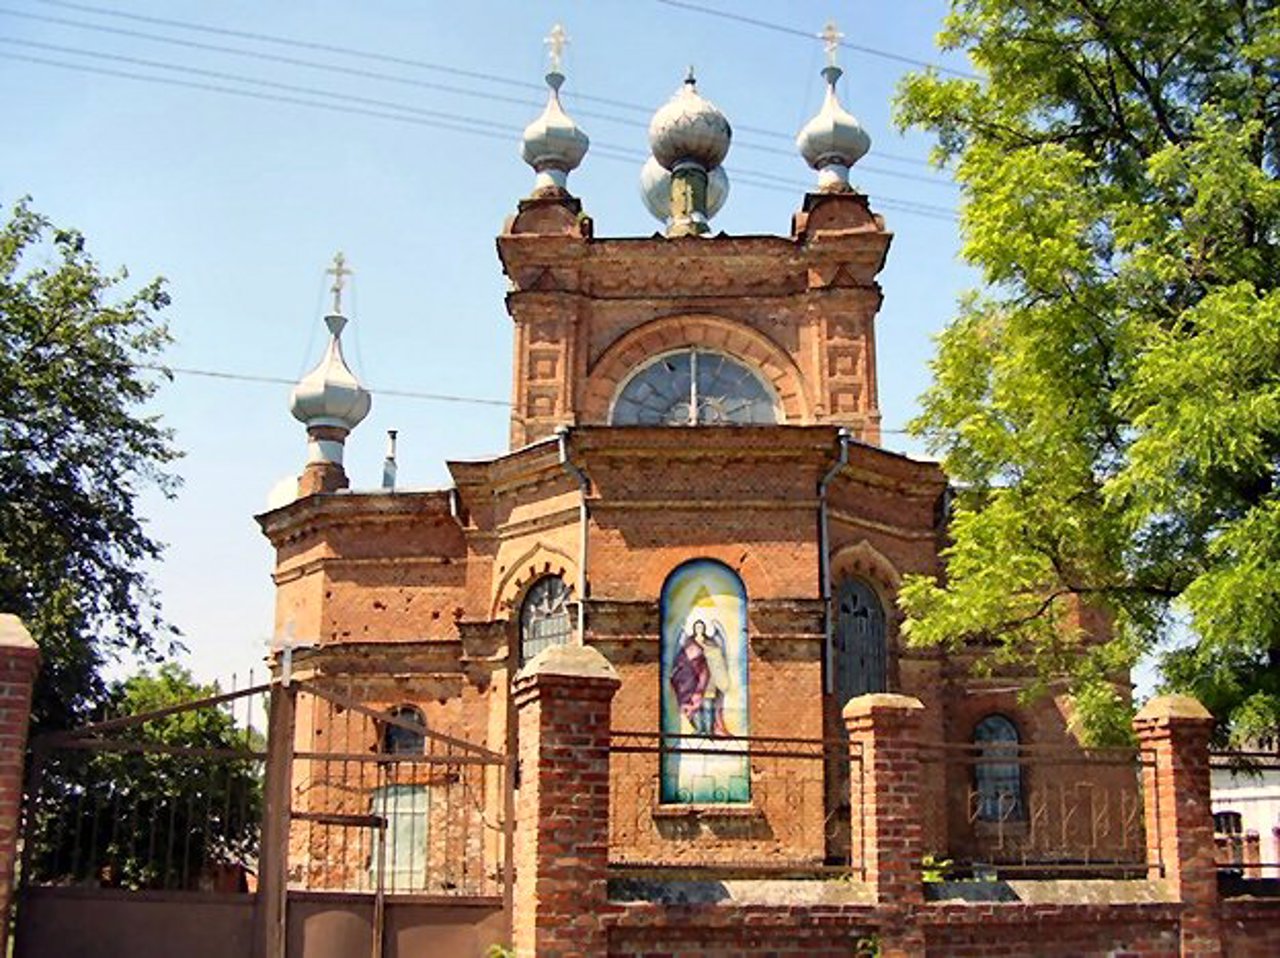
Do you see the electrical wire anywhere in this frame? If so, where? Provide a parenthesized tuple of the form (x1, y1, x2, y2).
(650, 0, 980, 80)
(0, 48, 960, 222)
(144, 362, 918, 434)
(0, 8, 952, 185)
(140, 363, 511, 407)
(15, 2, 941, 169)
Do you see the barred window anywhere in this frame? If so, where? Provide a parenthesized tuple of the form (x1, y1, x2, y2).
(382, 705, 426, 755)
(833, 578, 887, 704)
(520, 576, 572, 665)
(973, 714, 1024, 822)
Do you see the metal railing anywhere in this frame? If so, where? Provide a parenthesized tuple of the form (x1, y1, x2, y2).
(608, 731, 862, 878)
(920, 741, 1153, 878)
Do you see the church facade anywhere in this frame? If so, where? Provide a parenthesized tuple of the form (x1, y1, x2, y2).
(257, 38, 1099, 889)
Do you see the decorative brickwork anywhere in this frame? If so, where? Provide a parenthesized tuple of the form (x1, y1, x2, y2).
(499, 192, 890, 447)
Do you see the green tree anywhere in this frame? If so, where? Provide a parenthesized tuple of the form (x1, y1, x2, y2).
(0, 197, 180, 730)
(28, 665, 263, 890)
(896, 1, 1280, 744)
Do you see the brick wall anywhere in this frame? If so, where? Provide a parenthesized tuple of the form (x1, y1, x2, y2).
(0, 615, 40, 956)
(603, 901, 1191, 958)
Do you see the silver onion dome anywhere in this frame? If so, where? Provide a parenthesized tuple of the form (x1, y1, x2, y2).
(290, 313, 372, 433)
(640, 156, 729, 223)
(797, 64, 870, 191)
(648, 68, 732, 171)
(521, 70, 589, 193)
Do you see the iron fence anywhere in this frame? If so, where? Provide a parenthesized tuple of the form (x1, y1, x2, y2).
(608, 731, 862, 878)
(21, 682, 269, 892)
(921, 741, 1153, 878)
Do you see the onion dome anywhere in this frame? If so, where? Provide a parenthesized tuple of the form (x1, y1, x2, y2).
(640, 156, 729, 223)
(796, 63, 871, 192)
(648, 68, 732, 171)
(520, 69, 589, 194)
(290, 313, 371, 433)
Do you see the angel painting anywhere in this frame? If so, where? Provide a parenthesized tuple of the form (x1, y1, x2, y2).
(668, 618, 732, 737)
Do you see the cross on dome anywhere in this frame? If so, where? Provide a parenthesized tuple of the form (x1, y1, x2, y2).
(820, 20, 844, 68)
(326, 250, 352, 315)
(544, 23, 569, 73)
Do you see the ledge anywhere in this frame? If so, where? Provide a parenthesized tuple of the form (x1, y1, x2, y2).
(651, 803, 763, 821)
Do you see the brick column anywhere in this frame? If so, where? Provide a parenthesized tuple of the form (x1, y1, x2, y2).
(0, 616, 40, 957)
(1134, 694, 1221, 957)
(844, 693, 925, 903)
(512, 644, 620, 958)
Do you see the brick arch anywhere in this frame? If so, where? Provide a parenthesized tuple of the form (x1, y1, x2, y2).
(490, 542, 579, 620)
(829, 539, 902, 637)
(830, 540, 901, 596)
(581, 313, 813, 424)
(636, 545, 776, 602)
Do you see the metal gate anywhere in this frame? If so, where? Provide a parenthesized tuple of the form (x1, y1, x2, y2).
(280, 681, 514, 958)
(14, 677, 513, 958)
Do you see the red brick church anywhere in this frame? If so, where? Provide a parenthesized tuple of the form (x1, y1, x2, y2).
(241, 28, 1275, 958)
(257, 30, 1099, 886)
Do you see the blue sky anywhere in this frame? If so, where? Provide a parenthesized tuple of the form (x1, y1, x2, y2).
(2, 1, 975, 687)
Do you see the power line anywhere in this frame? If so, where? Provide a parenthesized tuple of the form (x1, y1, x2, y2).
(141, 363, 511, 407)
(17, 2, 940, 170)
(650, 0, 979, 80)
(145, 362, 917, 434)
(1, 49, 959, 222)
(0, 7, 951, 185)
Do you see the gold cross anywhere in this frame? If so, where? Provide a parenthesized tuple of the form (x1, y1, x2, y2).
(326, 251, 352, 314)
(820, 20, 844, 68)
(544, 23, 569, 72)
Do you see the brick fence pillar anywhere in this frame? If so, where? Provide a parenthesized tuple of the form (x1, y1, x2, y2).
(0, 615, 40, 957)
(512, 644, 620, 958)
(1134, 694, 1221, 957)
(844, 693, 926, 902)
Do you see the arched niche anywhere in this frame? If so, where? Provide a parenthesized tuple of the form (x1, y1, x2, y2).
(659, 558, 750, 804)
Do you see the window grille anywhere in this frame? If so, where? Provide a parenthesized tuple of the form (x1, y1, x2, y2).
(520, 575, 572, 665)
(973, 714, 1024, 822)
(382, 705, 426, 755)
(833, 578, 887, 703)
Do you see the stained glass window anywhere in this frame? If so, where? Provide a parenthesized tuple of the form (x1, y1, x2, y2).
(520, 575, 572, 665)
(973, 714, 1024, 822)
(610, 348, 779, 426)
(833, 578, 887, 705)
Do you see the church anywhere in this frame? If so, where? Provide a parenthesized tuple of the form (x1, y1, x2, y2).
(256, 27, 1107, 892)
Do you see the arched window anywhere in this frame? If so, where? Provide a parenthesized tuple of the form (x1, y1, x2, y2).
(659, 559, 750, 804)
(519, 575, 572, 665)
(610, 348, 780, 426)
(833, 578, 887, 704)
(382, 705, 426, 755)
(973, 715, 1024, 823)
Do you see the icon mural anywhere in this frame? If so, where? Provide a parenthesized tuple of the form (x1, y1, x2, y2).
(660, 559, 750, 803)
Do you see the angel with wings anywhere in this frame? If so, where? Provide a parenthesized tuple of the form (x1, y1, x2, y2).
(668, 618, 732, 737)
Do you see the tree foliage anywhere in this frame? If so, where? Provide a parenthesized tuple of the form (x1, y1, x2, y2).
(0, 198, 179, 729)
(896, 1, 1280, 743)
(28, 665, 263, 891)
